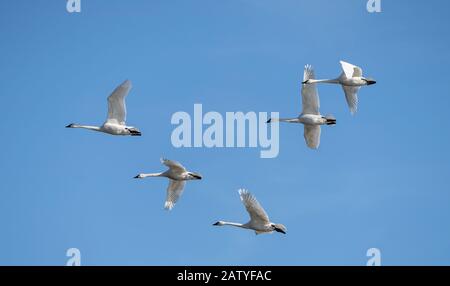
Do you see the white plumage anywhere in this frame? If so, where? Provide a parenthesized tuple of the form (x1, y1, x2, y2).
(134, 158, 202, 211)
(303, 61, 376, 115)
(267, 65, 336, 149)
(66, 80, 141, 136)
(213, 189, 287, 235)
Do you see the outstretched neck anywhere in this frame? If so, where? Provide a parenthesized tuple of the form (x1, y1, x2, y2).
(221, 221, 247, 228)
(268, 117, 300, 123)
(67, 124, 102, 132)
(309, 78, 340, 84)
(138, 173, 164, 178)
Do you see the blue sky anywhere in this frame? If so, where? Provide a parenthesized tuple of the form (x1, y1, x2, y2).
(1, 0, 450, 265)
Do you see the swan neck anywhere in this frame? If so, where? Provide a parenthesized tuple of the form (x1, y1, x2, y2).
(271, 118, 300, 123)
(311, 78, 340, 84)
(141, 173, 164, 178)
(72, 125, 101, 131)
(221, 222, 246, 228)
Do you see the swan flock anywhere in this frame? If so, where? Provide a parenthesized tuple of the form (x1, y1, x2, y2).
(66, 60, 376, 235)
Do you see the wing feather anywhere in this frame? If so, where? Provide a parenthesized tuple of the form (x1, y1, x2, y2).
(340, 61, 363, 78)
(342, 86, 360, 115)
(106, 80, 132, 125)
(302, 65, 320, 115)
(304, 125, 321, 149)
(164, 180, 186, 210)
(161, 158, 186, 172)
(239, 189, 270, 224)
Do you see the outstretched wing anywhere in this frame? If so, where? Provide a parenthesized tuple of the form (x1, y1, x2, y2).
(239, 189, 270, 225)
(106, 80, 132, 125)
(302, 65, 320, 115)
(304, 125, 321, 149)
(340, 61, 363, 79)
(161, 158, 186, 173)
(342, 86, 360, 115)
(164, 180, 186, 210)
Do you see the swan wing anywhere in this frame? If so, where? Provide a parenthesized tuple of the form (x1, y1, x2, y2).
(340, 61, 363, 78)
(106, 80, 132, 125)
(239, 189, 270, 225)
(342, 85, 360, 115)
(164, 179, 186, 210)
(161, 158, 187, 173)
(304, 125, 321, 149)
(301, 65, 320, 115)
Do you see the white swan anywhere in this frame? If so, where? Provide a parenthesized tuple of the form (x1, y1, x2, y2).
(267, 65, 336, 149)
(213, 189, 286, 235)
(303, 61, 376, 114)
(134, 158, 202, 210)
(66, 80, 141, 136)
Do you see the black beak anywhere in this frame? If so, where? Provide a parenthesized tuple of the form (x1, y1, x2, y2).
(302, 80, 309, 84)
(133, 175, 140, 179)
(66, 124, 74, 128)
(130, 131, 142, 136)
(213, 222, 220, 226)
(266, 118, 272, 124)
(367, 80, 376, 85)
(193, 174, 202, 180)
(274, 228, 286, 234)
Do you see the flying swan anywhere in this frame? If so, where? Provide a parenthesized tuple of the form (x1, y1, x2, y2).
(134, 158, 202, 210)
(213, 189, 287, 235)
(267, 65, 336, 149)
(303, 61, 376, 114)
(66, 80, 141, 136)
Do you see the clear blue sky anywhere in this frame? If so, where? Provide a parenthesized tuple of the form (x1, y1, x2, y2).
(1, 0, 450, 266)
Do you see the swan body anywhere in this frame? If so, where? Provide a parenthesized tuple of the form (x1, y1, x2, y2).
(303, 61, 376, 114)
(134, 158, 202, 210)
(213, 189, 287, 235)
(267, 65, 335, 149)
(66, 80, 141, 136)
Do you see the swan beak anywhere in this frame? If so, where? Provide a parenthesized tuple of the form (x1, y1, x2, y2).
(274, 228, 286, 234)
(190, 173, 202, 180)
(302, 80, 309, 84)
(367, 79, 376, 85)
(133, 175, 140, 179)
(213, 222, 220, 226)
(266, 118, 272, 124)
(66, 124, 74, 128)
(127, 128, 142, 136)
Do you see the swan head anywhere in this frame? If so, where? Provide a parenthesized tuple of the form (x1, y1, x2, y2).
(322, 115, 336, 126)
(271, 223, 287, 234)
(126, 127, 142, 136)
(188, 172, 202, 180)
(363, 77, 376, 86)
(213, 221, 225, 226)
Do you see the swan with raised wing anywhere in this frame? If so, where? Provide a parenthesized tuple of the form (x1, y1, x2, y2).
(303, 61, 376, 114)
(66, 80, 141, 136)
(134, 158, 202, 210)
(213, 189, 287, 235)
(267, 65, 336, 149)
